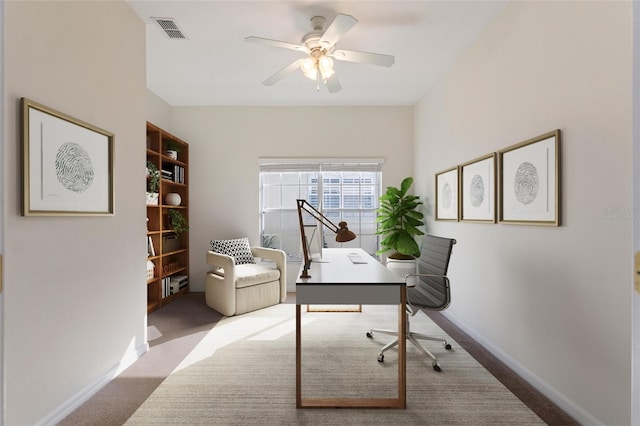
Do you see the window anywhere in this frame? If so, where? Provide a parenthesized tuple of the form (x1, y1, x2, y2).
(259, 160, 383, 261)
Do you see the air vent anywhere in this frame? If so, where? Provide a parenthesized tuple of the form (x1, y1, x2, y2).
(152, 17, 188, 40)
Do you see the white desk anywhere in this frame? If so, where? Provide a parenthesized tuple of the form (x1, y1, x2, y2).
(296, 248, 407, 409)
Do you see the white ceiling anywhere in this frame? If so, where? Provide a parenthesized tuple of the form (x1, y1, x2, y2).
(126, 1, 508, 106)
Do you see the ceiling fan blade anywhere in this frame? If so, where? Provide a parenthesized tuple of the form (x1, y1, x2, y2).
(332, 49, 395, 67)
(245, 36, 308, 53)
(319, 14, 358, 48)
(325, 75, 342, 93)
(263, 60, 301, 86)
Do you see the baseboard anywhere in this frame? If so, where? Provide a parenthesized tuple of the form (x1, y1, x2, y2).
(441, 311, 603, 426)
(35, 341, 149, 426)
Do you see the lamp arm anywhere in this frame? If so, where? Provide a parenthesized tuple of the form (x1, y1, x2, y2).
(297, 199, 356, 278)
(297, 199, 340, 279)
(297, 200, 312, 278)
(297, 200, 340, 234)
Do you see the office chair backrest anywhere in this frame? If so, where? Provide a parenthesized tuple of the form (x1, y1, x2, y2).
(409, 235, 456, 311)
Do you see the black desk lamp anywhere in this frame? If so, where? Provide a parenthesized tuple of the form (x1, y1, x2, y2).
(296, 199, 356, 278)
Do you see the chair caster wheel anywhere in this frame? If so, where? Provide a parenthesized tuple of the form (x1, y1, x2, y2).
(366, 332, 373, 338)
(433, 364, 442, 372)
(445, 343, 452, 350)
(377, 354, 384, 363)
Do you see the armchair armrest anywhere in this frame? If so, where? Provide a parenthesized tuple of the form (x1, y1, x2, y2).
(250, 246, 287, 302)
(207, 250, 236, 271)
(251, 246, 284, 262)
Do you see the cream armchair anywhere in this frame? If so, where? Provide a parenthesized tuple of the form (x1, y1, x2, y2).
(206, 247, 287, 316)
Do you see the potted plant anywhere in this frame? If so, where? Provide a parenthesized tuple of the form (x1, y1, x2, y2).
(168, 209, 189, 235)
(146, 161, 160, 205)
(165, 139, 181, 160)
(376, 177, 425, 279)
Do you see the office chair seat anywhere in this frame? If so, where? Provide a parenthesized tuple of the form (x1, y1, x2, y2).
(367, 235, 456, 371)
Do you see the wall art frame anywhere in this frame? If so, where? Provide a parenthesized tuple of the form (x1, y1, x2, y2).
(435, 166, 460, 221)
(460, 153, 496, 223)
(498, 129, 560, 226)
(21, 98, 114, 216)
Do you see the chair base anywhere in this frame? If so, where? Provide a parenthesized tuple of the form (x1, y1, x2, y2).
(367, 325, 452, 372)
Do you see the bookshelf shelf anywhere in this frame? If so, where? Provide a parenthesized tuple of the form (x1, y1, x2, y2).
(146, 122, 190, 313)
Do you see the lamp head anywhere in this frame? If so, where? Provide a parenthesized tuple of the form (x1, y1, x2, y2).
(335, 221, 356, 243)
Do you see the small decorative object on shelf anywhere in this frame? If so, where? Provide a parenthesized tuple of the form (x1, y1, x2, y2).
(146, 192, 159, 205)
(165, 192, 182, 206)
(146, 260, 155, 280)
(165, 139, 181, 160)
(146, 161, 160, 205)
(169, 209, 189, 235)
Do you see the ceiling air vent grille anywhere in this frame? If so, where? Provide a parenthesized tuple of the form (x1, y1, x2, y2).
(152, 17, 188, 40)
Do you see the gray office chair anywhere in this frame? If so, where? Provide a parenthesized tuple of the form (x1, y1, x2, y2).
(367, 235, 456, 371)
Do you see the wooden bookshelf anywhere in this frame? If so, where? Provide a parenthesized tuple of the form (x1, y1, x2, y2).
(146, 122, 189, 313)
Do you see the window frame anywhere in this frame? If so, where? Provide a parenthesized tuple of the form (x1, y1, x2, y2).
(259, 159, 383, 262)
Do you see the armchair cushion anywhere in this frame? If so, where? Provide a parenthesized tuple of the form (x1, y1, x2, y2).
(210, 237, 256, 265)
(212, 263, 280, 289)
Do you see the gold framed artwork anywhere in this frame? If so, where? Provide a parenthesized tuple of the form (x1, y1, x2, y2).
(460, 153, 496, 223)
(21, 98, 114, 216)
(498, 130, 560, 226)
(435, 166, 459, 221)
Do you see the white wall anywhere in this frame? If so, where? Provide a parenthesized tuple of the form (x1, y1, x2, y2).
(415, 2, 632, 425)
(147, 90, 173, 132)
(3, 2, 147, 424)
(170, 106, 414, 291)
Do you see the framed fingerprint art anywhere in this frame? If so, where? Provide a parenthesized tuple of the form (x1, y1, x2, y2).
(21, 98, 114, 216)
(460, 153, 496, 223)
(498, 130, 560, 226)
(435, 166, 459, 221)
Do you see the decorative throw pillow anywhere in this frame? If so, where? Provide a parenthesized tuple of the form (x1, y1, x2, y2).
(210, 237, 256, 265)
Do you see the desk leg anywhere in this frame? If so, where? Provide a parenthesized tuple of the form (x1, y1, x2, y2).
(398, 287, 407, 408)
(296, 291, 406, 409)
(296, 304, 302, 408)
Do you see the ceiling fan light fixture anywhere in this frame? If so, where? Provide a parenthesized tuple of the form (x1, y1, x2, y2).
(318, 56, 335, 79)
(300, 57, 318, 80)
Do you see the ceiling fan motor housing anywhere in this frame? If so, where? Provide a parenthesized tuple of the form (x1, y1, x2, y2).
(310, 16, 326, 31)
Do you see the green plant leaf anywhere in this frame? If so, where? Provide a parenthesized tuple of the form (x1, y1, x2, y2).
(375, 176, 424, 257)
(400, 177, 413, 196)
(395, 231, 420, 257)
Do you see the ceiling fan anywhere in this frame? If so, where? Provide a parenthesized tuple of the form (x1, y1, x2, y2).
(245, 13, 394, 93)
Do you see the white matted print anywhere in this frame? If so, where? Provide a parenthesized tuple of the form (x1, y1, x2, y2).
(498, 130, 560, 226)
(435, 166, 459, 221)
(22, 98, 114, 215)
(461, 153, 496, 223)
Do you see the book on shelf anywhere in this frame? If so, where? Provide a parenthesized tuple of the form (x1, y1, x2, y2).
(170, 280, 188, 294)
(161, 164, 185, 184)
(147, 236, 156, 257)
(169, 274, 188, 295)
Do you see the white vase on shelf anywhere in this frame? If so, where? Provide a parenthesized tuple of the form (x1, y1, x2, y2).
(146, 192, 159, 205)
(165, 192, 182, 206)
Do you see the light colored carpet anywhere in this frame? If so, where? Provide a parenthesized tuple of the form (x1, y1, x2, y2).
(125, 304, 544, 425)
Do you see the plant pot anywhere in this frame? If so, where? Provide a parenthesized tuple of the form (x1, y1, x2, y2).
(166, 150, 178, 160)
(165, 192, 182, 206)
(146, 192, 159, 205)
(386, 257, 417, 286)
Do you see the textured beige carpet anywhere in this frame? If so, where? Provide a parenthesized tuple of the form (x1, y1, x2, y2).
(125, 304, 544, 425)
